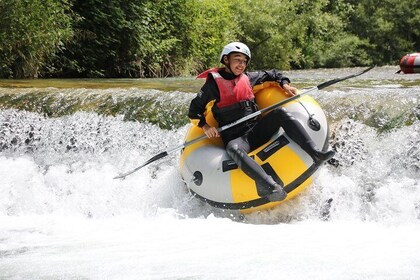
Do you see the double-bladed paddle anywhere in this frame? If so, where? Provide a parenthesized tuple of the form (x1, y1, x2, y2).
(114, 66, 374, 179)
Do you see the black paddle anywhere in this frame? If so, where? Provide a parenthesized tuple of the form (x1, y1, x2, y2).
(114, 66, 374, 179)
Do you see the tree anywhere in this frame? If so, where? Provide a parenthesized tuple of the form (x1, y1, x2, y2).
(231, 0, 366, 70)
(0, 0, 73, 78)
(345, 0, 420, 64)
(2, 0, 418, 78)
(51, 0, 196, 78)
(50, 0, 143, 77)
(231, 0, 296, 70)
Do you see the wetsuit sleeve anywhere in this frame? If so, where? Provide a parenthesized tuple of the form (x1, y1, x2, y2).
(188, 80, 215, 127)
(247, 69, 291, 87)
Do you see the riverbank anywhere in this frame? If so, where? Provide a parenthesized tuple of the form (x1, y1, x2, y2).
(1, 66, 419, 92)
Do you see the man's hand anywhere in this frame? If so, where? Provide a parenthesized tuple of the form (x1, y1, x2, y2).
(282, 83, 298, 96)
(202, 124, 220, 138)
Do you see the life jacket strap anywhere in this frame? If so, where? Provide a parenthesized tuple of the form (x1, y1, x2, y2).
(217, 99, 258, 113)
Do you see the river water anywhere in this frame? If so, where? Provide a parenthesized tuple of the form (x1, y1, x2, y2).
(0, 66, 419, 279)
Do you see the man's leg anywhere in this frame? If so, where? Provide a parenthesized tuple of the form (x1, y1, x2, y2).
(248, 107, 335, 162)
(226, 136, 287, 202)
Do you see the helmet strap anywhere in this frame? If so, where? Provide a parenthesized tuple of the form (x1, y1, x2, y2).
(222, 55, 236, 76)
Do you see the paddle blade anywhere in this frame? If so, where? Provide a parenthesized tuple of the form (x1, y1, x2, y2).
(113, 151, 168, 179)
(317, 66, 374, 90)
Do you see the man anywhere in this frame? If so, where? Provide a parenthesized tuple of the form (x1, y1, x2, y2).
(188, 42, 334, 202)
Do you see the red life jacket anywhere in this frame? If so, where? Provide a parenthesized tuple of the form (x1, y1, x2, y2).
(197, 68, 257, 126)
(197, 68, 255, 109)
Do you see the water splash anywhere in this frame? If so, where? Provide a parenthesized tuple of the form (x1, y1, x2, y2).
(0, 87, 193, 129)
(0, 68, 419, 224)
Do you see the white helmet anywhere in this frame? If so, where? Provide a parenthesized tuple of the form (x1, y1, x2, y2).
(219, 42, 251, 65)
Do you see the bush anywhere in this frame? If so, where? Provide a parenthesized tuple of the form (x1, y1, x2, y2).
(0, 0, 73, 78)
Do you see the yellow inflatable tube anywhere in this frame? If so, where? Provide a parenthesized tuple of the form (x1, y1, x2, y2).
(180, 82, 330, 213)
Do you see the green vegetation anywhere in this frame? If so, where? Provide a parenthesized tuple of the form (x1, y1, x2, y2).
(0, 90, 190, 129)
(0, 0, 418, 78)
(0, 0, 73, 78)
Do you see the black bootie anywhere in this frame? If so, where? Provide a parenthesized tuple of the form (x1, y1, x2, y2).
(276, 108, 335, 162)
(311, 148, 335, 162)
(304, 141, 335, 162)
(255, 174, 287, 201)
(265, 182, 287, 202)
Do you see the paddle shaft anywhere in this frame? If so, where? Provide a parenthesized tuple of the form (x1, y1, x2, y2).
(114, 66, 374, 179)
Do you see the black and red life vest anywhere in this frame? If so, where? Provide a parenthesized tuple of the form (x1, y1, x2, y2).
(197, 68, 258, 126)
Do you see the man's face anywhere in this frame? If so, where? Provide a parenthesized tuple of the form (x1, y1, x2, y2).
(225, 53, 248, 75)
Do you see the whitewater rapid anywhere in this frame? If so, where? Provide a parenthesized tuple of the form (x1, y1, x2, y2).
(0, 67, 419, 279)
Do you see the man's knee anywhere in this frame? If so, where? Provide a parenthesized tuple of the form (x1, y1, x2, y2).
(226, 137, 249, 153)
(226, 141, 239, 152)
(272, 107, 296, 122)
